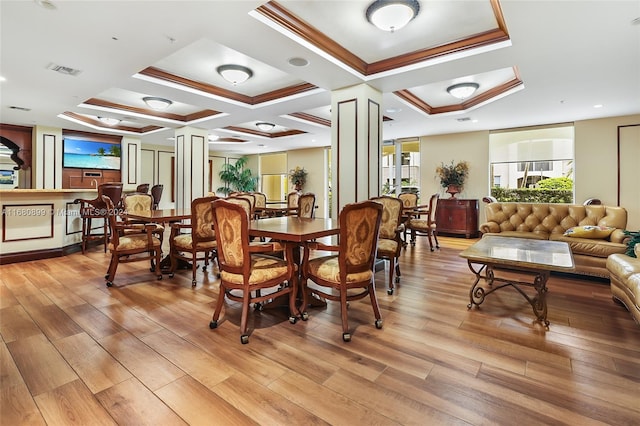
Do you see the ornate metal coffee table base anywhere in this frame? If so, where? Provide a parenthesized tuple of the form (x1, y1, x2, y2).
(466, 262, 550, 327)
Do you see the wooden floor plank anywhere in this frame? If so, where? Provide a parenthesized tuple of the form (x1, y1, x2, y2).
(1, 236, 639, 424)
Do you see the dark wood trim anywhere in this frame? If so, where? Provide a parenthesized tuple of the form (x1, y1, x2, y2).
(0, 247, 65, 264)
(393, 74, 523, 116)
(287, 112, 331, 127)
(257, 0, 510, 77)
(127, 143, 137, 185)
(61, 112, 164, 134)
(223, 126, 306, 138)
(2, 203, 54, 242)
(83, 98, 222, 123)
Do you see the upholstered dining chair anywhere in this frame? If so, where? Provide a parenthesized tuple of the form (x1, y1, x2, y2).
(74, 182, 123, 253)
(286, 191, 300, 215)
(398, 192, 418, 246)
(251, 191, 267, 219)
(297, 192, 316, 218)
(301, 200, 383, 342)
(168, 195, 218, 286)
(209, 198, 298, 344)
(150, 184, 164, 210)
(102, 195, 163, 287)
(371, 195, 404, 295)
(121, 193, 164, 245)
(405, 193, 440, 251)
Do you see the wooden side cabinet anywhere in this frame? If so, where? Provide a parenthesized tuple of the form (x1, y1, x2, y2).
(436, 198, 479, 238)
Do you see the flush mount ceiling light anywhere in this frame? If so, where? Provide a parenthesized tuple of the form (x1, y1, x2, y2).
(366, 0, 420, 33)
(98, 116, 120, 126)
(446, 82, 480, 100)
(143, 96, 172, 110)
(256, 122, 275, 132)
(216, 64, 253, 85)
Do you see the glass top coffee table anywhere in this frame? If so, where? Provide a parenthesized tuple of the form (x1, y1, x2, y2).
(459, 235, 575, 326)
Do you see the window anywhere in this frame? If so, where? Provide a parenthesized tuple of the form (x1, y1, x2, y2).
(489, 125, 574, 203)
(381, 139, 420, 198)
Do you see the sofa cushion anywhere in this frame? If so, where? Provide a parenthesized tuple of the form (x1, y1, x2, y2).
(563, 225, 615, 239)
(550, 234, 627, 258)
(606, 253, 640, 280)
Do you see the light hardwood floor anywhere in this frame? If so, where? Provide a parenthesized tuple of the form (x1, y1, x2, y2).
(1, 236, 639, 425)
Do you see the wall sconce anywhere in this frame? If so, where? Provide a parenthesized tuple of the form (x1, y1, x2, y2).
(446, 82, 480, 100)
(217, 64, 253, 85)
(366, 0, 420, 32)
(143, 96, 172, 110)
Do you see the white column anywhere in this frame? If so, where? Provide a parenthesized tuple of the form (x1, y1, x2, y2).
(32, 126, 62, 189)
(330, 84, 382, 218)
(174, 127, 208, 210)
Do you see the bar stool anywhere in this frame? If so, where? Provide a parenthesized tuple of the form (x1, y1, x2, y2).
(74, 182, 123, 253)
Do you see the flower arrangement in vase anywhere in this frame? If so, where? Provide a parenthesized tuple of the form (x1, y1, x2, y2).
(435, 160, 469, 198)
(288, 166, 308, 191)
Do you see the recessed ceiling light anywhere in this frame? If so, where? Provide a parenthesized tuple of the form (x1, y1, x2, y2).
(288, 57, 309, 67)
(98, 117, 120, 126)
(631, 17, 640, 25)
(385, 108, 402, 114)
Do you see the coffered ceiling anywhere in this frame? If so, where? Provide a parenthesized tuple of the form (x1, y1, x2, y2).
(1, 1, 638, 155)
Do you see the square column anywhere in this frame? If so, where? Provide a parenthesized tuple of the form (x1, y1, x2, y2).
(174, 127, 209, 210)
(331, 84, 382, 218)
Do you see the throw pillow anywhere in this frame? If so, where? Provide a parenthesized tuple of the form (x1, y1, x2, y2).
(563, 225, 615, 239)
(623, 230, 640, 258)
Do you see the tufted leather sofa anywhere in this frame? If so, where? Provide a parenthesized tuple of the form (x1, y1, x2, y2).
(606, 245, 640, 324)
(480, 203, 628, 278)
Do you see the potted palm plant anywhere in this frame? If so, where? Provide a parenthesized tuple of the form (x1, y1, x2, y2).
(436, 160, 469, 198)
(217, 156, 258, 195)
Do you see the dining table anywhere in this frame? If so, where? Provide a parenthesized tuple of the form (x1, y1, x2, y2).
(249, 216, 339, 312)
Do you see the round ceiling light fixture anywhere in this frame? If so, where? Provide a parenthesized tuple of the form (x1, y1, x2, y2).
(143, 96, 172, 110)
(366, 0, 420, 33)
(256, 122, 275, 132)
(98, 116, 120, 126)
(216, 64, 253, 85)
(446, 82, 480, 100)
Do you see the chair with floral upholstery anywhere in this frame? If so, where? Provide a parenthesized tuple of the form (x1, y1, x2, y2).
(121, 192, 164, 246)
(297, 192, 316, 218)
(209, 198, 298, 344)
(398, 192, 419, 246)
(286, 191, 300, 216)
(103, 195, 163, 287)
(301, 200, 383, 342)
(168, 195, 218, 286)
(371, 195, 404, 294)
(406, 193, 440, 251)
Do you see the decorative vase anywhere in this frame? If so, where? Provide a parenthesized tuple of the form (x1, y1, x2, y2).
(446, 184, 461, 198)
(294, 182, 303, 192)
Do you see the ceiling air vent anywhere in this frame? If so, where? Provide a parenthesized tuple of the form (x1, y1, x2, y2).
(457, 117, 472, 122)
(9, 106, 31, 111)
(46, 63, 82, 76)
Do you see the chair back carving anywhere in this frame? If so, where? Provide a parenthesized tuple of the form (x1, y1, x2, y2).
(136, 183, 150, 193)
(151, 184, 164, 209)
(298, 192, 316, 218)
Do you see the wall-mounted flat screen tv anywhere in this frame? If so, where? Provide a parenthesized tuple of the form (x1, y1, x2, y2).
(63, 138, 121, 170)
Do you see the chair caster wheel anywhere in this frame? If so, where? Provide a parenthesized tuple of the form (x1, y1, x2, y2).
(209, 320, 218, 329)
(169, 273, 174, 278)
(375, 319, 383, 329)
(387, 288, 394, 295)
(254, 303, 263, 311)
(191, 280, 196, 287)
(342, 333, 351, 342)
(301, 312, 309, 321)
(430, 247, 435, 251)
(395, 277, 400, 283)
(289, 316, 297, 324)
(106, 281, 113, 287)
(157, 275, 163, 280)
(104, 274, 109, 279)
(240, 335, 249, 344)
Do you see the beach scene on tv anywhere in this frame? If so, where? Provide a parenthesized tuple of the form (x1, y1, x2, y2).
(63, 139, 121, 170)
